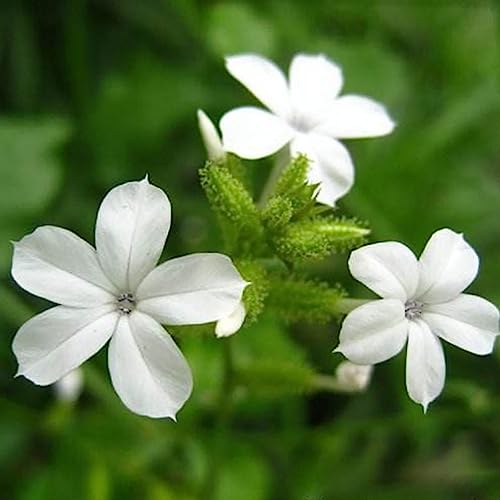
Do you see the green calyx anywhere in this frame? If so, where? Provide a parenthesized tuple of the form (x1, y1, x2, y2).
(235, 259, 269, 324)
(267, 276, 347, 324)
(199, 158, 263, 254)
(199, 152, 371, 330)
(272, 216, 370, 263)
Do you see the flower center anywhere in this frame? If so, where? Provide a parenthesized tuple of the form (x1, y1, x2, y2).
(405, 300, 423, 320)
(117, 292, 135, 314)
(289, 109, 319, 133)
(288, 104, 327, 134)
(291, 116, 312, 133)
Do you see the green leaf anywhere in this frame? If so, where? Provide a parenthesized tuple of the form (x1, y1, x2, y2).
(214, 444, 271, 500)
(0, 117, 69, 272)
(87, 57, 207, 183)
(0, 118, 69, 218)
(206, 3, 276, 57)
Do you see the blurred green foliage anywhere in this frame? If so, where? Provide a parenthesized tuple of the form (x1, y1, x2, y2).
(1, 1, 500, 499)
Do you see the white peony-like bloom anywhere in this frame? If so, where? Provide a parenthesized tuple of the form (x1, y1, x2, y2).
(220, 53, 395, 206)
(197, 109, 226, 161)
(334, 228, 499, 411)
(12, 178, 247, 419)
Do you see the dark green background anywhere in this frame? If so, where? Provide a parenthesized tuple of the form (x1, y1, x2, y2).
(1, 1, 499, 499)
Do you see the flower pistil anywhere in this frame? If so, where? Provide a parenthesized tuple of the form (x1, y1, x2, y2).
(117, 292, 136, 314)
(404, 300, 423, 320)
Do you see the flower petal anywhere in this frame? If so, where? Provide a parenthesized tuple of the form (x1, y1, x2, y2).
(423, 294, 499, 355)
(290, 133, 354, 206)
(12, 226, 117, 307)
(136, 253, 247, 325)
(289, 53, 343, 123)
(108, 311, 193, 419)
(416, 228, 479, 303)
(335, 299, 408, 365)
(348, 241, 419, 301)
(225, 54, 291, 117)
(13, 305, 117, 385)
(95, 178, 171, 292)
(405, 319, 445, 412)
(316, 94, 395, 139)
(220, 107, 293, 159)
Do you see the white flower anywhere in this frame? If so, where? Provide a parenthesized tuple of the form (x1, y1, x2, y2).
(11, 178, 247, 419)
(334, 228, 499, 411)
(54, 368, 83, 402)
(197, 109, 226, 161)
(220, 53, 395, 206)
(334, 361, 373, 392)
(215, 301, 246, 338)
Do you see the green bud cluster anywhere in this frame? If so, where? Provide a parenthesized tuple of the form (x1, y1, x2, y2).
(267, 276, 346, 324)
(263, 155, 369, 263)
(272, 153, 320, 217)
(199, 159, 263, 254)
(261, 195, 293, 231)
(272, 216, 370, 263)
(199, 153, 369, 330)
(235, 259, 268, 323)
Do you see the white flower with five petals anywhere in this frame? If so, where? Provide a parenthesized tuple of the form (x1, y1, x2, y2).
(220, 53, 395, 206)
(334, 228, 499, 411)
(11, 178, 247, 419)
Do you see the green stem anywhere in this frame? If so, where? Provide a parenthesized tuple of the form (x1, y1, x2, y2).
(257, 149, 289, 208)
(203, 339, 235, 499)
(333, 298, 372, 315)
(313, 373, 369, 394)
(312, 374, 343, 393)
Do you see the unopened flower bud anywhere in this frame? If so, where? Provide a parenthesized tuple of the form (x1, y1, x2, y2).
(334, 361, 373, 392)
(215, 301, 246, 338)
(54, 368, 84, 402)
(197, 109, 225, 161)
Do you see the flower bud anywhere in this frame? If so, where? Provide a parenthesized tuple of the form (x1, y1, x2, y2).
(334, 361, 373, 392)
(273, 217, 370, 263)
(215, 301, 246, 337)
(197, 109, 225, 161)
(54, 368, 84, 402)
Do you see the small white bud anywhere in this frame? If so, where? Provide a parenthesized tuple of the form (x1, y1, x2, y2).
(54, 368, 84, 402)
(197, 109, 225, 161)
(215, 301, 246, 338)
(334, 361, 373, 392)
